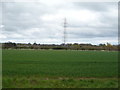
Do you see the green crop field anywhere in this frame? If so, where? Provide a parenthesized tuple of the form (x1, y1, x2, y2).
(2, 50, 118, 88)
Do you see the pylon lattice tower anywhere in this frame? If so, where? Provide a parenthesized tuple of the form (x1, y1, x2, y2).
(64, 18, 67, 45)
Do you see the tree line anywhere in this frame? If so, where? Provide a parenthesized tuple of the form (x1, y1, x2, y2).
(1, 42, 119, 51)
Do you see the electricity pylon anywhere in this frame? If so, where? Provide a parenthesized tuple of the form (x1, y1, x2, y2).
(64, 18, 67, 45)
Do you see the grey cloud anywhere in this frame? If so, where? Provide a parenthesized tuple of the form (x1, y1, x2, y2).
(74, 2, 117, 12)
(3, 2, 58, 32)
(67, 28, 117, 39)
(3, 2, 44, 31)
(1, 2, 118, 44)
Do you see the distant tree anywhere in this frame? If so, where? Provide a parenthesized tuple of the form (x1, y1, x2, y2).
(3, 42, 16, 49)
(106, 42, 113, 51)
(33, 42, 37, 45)
(73, 43, 79, 45)
(28, 43, 31, 45)
(99, 44, 106, 46)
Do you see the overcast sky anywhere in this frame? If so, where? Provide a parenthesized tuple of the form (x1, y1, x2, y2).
(0, 1, 118, 45)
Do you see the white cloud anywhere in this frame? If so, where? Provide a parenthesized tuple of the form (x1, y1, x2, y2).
(0, 34, 7, 39)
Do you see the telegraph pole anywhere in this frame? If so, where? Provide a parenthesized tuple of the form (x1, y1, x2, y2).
(64, 18, 67, 45)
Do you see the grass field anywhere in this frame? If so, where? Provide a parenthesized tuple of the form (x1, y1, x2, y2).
(2, 49, 118, 88)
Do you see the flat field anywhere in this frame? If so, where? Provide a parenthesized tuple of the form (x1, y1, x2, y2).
(2, 50, 118, 88)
